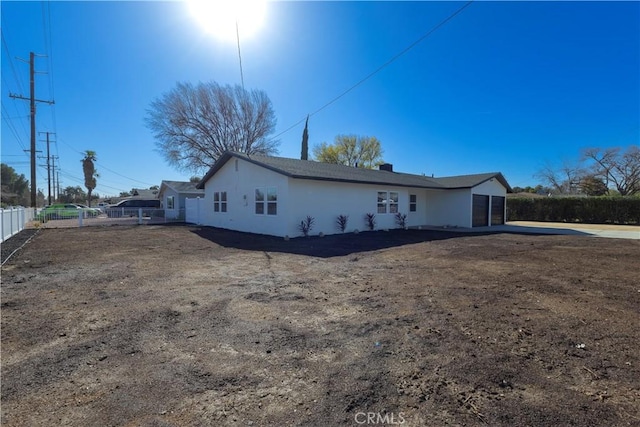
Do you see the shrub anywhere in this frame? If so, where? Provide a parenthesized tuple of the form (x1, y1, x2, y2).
(506, 197, 640, 224)
(364, 213, 376, 231)
(298, 215, 315, 237)
(394, 212, 407, 229)
(336, 214, 349, 233)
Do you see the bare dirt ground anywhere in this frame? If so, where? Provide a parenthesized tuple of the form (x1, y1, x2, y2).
(2, 225, 639, 426)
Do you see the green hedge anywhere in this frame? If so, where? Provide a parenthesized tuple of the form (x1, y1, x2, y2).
(506, 197, 640, 224)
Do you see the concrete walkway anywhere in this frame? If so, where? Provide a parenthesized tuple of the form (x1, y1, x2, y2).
(418, 221, 640, 240)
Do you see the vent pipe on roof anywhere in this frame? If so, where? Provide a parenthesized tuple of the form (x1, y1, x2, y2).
(379, 163, 393, 172)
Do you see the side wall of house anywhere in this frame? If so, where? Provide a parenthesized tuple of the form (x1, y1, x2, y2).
(163, 187, 180, 219)
(287, 180, 425, 237)
(424, 188, 473, 227)
(202, 158, 290, 236)
(472, 179, 507, 198)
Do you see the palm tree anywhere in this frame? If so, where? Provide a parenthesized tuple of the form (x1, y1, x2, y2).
(82, 150, 98, 207)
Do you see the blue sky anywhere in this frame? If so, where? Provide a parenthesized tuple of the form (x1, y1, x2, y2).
(2, 1, 639, 198)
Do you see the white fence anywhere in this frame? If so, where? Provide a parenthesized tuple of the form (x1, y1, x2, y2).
(1, 207, 35, 243)
(185, 197, 205, 225)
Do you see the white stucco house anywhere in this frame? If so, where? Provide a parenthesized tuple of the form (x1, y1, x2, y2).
(193, 151, 511, 237)
(158, 180, 204, 220)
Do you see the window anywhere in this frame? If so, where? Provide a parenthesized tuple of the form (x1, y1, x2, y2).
(255, 187, 277, 215)
(377, 192, 387, 213)
(267, 187, 277, 215)
(255, 188, 264, 214)
(167, 196, 175, 210)
(214, 191, 227, 213)
(389, 192, 399, 213)
(409, 194, 417, 212)
(377, 191, 399, 214)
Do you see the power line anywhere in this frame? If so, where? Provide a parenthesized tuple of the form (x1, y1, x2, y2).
(1, 27, 26, 95)
(268, 0, 475, 142)
(56, 136, 156, 187)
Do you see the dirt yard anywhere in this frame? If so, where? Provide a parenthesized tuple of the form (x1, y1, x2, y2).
(1, 225, 639, 426)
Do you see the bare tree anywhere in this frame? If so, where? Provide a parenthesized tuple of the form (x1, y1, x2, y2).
(146, 82, 278, 174)
(535, 161, 584, 195)
(582, 146, 640, 196)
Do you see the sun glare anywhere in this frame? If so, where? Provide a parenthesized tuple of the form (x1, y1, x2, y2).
(187, 0, 267, 41)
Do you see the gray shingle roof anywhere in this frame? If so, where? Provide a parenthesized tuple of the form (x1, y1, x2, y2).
(198, 152, 511, 191)
(160, 180, 204, 194)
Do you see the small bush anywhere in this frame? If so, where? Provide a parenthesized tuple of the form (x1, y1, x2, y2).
(336, 214, 349, 233)
(394, 212, 407, 229)
(364, 213, 376, 231)
(298, 215, 315, 237)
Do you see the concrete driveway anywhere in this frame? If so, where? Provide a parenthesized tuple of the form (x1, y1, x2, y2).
(498, 221, 640, 240)
(419, 221, 640, 240)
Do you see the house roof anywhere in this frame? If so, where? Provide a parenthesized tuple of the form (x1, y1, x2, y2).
(130, 188, 159, 199)
(159, 180, 204, 196)
(197, 151, 511, 192)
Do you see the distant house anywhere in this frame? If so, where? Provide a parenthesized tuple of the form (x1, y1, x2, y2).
(158, 181, 204, 220)
(193, 151, 511, 237)
(130, 188, 159, 199)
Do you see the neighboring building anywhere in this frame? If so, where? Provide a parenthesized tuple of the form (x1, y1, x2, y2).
(194, 151, 511, 237)
(158, 181, 204, 220)
(130, 188, 159, 199)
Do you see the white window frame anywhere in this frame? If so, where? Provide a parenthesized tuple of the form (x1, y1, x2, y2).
(214, 191, 227, 213)
(409, 194, 417, 212)
(377, 191, 399, 214)
(166, 195, 175, 210)
(255, 187, 277, 215)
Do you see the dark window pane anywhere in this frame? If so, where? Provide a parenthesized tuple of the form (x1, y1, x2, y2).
(410, 194, 416, 203)
(390, 192, 399, 203)
(267, 202, 277, 215)
(221, 191, 227, 202)
(377, 204, 386, 214)
(221, 202, 227, 213)
(255, 202, 264, 214)
(377, 192, 386, 203)
(214, 192, 219, 202)
(390, 204, 398, 213)
(214, 203, 219, 212)
(255, 188, 264, 201)
(410, 204, 416, 212)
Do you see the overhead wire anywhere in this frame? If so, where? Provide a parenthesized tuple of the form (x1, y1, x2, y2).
(268, 0, 475, 142)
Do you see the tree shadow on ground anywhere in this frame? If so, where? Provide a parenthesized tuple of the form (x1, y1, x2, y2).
(188, 226, 543, 258)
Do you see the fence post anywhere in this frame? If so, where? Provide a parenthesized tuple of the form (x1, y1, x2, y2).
(78, 211, 83, 227)
(1, 209, 4, 242)
(138, 208, 143, 225)
(196, 197, 201, 225)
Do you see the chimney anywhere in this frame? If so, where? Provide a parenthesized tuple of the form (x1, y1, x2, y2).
(379, 163, 393, 172)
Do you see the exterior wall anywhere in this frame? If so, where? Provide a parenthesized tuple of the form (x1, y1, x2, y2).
(287, 180, 423, 237)
(202, 158, 290, 236)
(471, 179, 508, 226)
(162, 188, 180, 219)
(424, 188, 472, 227)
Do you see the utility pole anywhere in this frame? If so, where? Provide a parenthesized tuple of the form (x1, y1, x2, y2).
(39, 131, 56, 205)
(51, 155, 58, 202)
(9, 52, 55, 207)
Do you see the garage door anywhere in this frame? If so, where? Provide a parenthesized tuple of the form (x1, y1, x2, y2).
(472, 194, 489, 227)
(491, 196, 505, 225)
